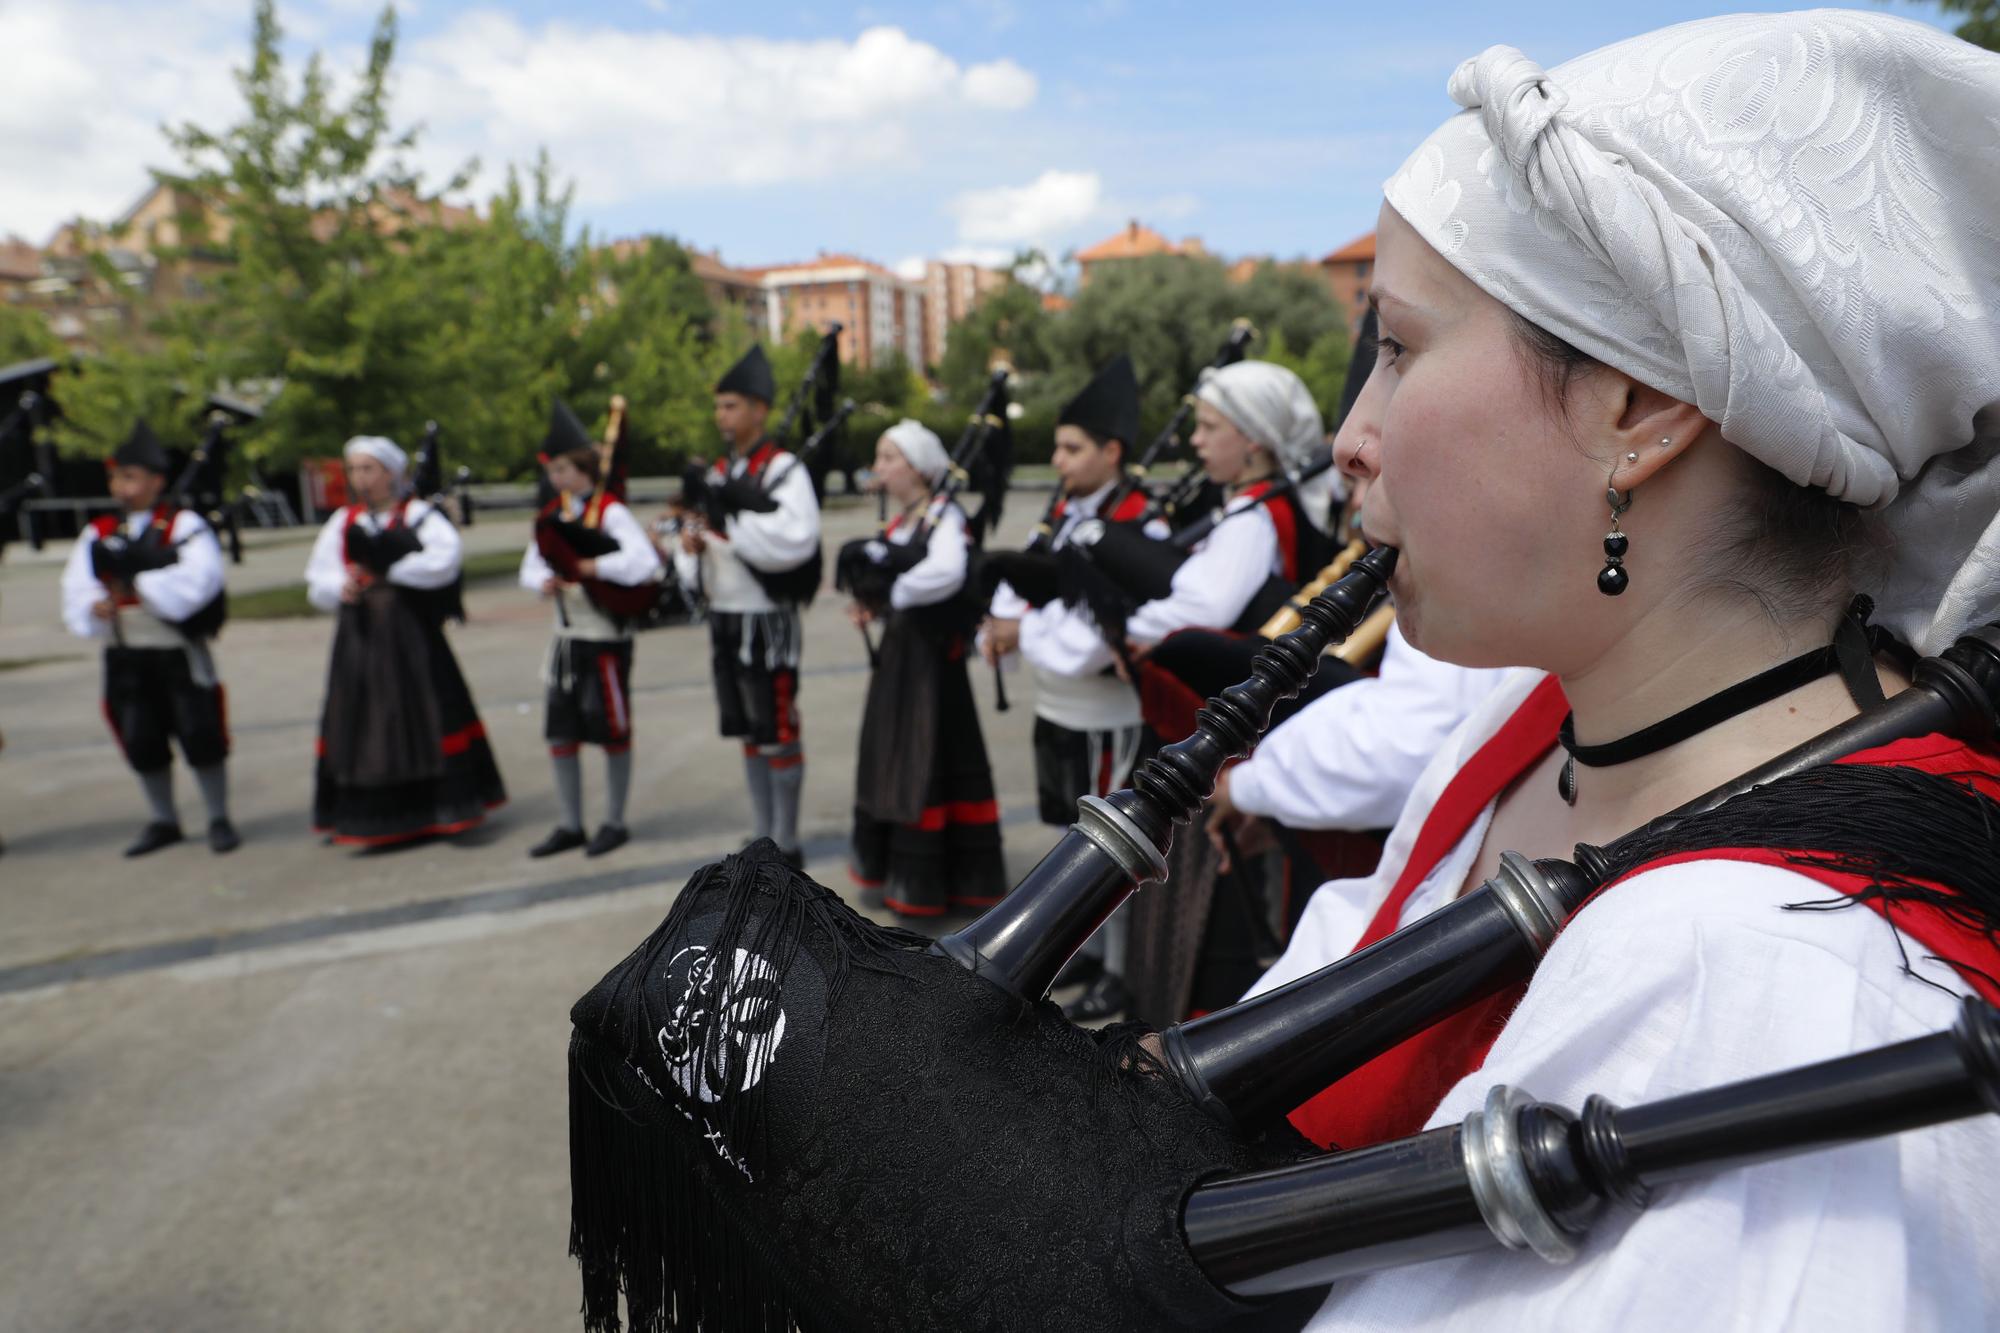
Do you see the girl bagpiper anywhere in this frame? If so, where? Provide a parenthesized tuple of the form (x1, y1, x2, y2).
(519, 402, 664, 857)
(304, 435, 506, 846)
(841, 420, 1007, 918)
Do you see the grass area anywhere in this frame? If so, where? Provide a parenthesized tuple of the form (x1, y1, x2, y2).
(231, 548, 524, 621)
(0, 653, 85, 673)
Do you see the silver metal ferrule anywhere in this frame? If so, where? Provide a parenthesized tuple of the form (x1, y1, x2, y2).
(1461, 1084, 1579, 1266)
(1074, 795, 1169, 886)
(1490, 850, 1567, 955)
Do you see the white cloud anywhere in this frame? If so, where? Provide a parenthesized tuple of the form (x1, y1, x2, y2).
(947, 169, 1103, 246)
(0, 6, 1039, 240)
(938, 244, 1017, 268)
(962, 59, 1037, 111)
(892, 255, 929, 280)
(397, 18, 1038, 205)
(0, 0, 245, 242)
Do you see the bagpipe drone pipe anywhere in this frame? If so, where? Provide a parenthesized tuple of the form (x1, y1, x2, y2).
(1055, 450, 1340, 672)
(566, 548, 2000, 1330)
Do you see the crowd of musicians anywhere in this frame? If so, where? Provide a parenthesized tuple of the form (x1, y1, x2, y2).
(44, 10, 2000, 1325)
(55, 329, 1410, 1015)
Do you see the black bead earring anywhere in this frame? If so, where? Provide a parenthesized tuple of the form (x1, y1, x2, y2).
(1597, 451, 1639, 596)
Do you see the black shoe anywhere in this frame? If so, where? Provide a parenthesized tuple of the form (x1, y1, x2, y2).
(208, 818, 242, 854)
(778, 846, 806, 872)
(125, 821, 184, 858)
(1052, 951, 1105, 991)
(1062, 973, 1131, 1023)
(530, 826, 588, 858)
(585, 824, 630, 858)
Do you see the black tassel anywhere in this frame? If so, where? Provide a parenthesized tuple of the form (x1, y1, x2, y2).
(567, 843, 929, 1332)
(1594, 764, 2000, 993)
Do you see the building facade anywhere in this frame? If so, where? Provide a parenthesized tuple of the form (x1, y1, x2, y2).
(754, 254, 927, 372)
(1318, 232, 1376, 338)
(921, 260, 1009, 368)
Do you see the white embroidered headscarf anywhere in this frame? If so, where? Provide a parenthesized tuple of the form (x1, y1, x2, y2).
(883, 419, 949, 487)
(343, 435, 407, 480)
(1195, 360, 1337, 530)
(1383, 10, 2000, 654)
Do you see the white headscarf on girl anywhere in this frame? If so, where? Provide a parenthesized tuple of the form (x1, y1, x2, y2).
(342, 435, 408, 482)
(1194, 360, 1337, 531)
(1382, 10, 2000, 654)
(883, 419, 950, 488)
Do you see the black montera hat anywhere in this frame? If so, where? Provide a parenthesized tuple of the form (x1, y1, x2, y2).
(1059, 353, 1141, 449)
(716, 345, 776, 406)
(540, 399, 594, 463)
(111, 419, 171, 474)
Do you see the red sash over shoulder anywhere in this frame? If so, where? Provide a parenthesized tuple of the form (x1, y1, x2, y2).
(1285, 678, 2000, 1151)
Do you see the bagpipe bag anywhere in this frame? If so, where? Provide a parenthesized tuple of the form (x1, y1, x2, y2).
(567, 843, 1319, 1333)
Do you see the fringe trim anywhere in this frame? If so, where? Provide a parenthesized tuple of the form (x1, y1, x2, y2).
(567, 843, 930, 1331)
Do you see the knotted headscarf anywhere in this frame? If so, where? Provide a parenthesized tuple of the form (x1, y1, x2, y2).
(1383, 11, 2000, 653)
(343, 435, 407, 480)
(1195, 360, 1336, 530)
(883, 419, 949, 487)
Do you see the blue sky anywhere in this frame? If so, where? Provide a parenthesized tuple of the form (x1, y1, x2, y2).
(0, 0, 1961, 274)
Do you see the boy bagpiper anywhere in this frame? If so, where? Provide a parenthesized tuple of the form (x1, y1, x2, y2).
(520, 401, 663, 857)
(60, 420, 238, 855)
(673, 347, 823, 868)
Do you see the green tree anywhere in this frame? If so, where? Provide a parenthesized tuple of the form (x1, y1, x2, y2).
(1038, 255, 1349, 450)
(1936, 0, 1999, 50)
(0, 307, 61, 367)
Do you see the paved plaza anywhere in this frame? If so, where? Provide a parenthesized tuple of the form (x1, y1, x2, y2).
(0, 494, 1064, 1332)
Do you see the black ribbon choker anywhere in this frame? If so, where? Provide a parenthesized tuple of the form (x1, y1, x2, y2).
(1557, 596, 1899, 805)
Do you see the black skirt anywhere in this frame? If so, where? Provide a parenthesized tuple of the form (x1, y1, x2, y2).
(313, 585, 506, 845)
(102, 645, 229, 774)
(851, 612, 1006, 916)
(545, 637, 635, 750)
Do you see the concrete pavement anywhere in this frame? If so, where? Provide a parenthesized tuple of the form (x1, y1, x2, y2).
(0, 492, 1065, 1331)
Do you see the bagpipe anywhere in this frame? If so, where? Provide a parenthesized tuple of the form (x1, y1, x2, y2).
(835, 368, 1010, 628)
(536, 396, 672, 624)
(984, 322, 1258, 612)
(567, 545, 2000, 1330)
(91, 409, 248, 640)
(342, 420, 467, 624)
(1057, 450, 1340, 674)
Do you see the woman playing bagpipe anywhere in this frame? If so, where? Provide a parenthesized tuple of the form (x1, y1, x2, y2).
(840, 419, 1008, 918)
(981, 353, 1163, 1017)
(564, 14, 2000, 1332)
(305, 434, 505, 846)
(520, 400, 664, 859)
(59, 420, 239, 855)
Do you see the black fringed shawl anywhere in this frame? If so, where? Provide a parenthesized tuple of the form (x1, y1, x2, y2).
(567, 841, 1318, 1333)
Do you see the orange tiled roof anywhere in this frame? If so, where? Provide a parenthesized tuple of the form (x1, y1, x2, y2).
(1076, 220, 1180, 263)
(1320, 232, 1376, 265)
(1040, 291, 1072, 313)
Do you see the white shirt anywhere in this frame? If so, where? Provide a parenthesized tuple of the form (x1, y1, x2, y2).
(671, 447, 821, 613)
(60, 508, 225, 650)
(304, 498, 463, 613)
(518, 497, 664, 641)
(991, 480, 1156, 732)
(1125, 490, 1284, 646)
(881, 502, 969, 611)
(1227, 622, 1510, 832)
(1252, 673, 2000, 1333)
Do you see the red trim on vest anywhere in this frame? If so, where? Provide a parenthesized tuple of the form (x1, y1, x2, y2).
(91, 505, 179, 541)
(1107, 490, 1151, 524)
(718, 439, 787, 484)
(1236, 482, 1299, 583)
